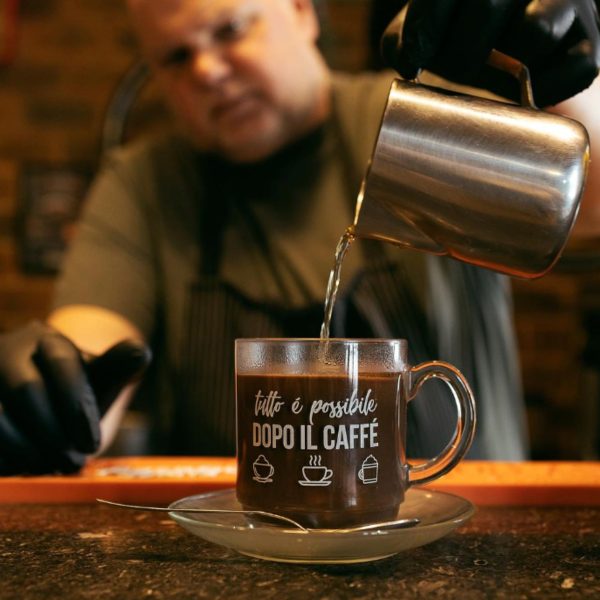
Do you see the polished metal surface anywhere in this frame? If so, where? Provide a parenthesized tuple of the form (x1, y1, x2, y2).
(354, 77, 590, 278)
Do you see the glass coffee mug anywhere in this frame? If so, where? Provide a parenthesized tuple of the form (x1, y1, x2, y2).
(235, 338, 476, 529)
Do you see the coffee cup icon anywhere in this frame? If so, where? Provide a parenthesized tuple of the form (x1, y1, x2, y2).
(358, 455, 379, 484)
(252, 455, 274, 483)
(301, 465, 333, 485)
(299, 455, 333, 486)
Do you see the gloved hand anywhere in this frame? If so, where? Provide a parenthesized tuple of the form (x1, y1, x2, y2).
(0, 321, 151, 475)
(382, 0, 600, 106)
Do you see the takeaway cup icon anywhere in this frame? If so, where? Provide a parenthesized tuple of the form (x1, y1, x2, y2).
(358, 455, 379, 484)
(252, 455, 274, 483)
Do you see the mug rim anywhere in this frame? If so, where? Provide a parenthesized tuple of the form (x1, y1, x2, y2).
(235, 338, 407, 345)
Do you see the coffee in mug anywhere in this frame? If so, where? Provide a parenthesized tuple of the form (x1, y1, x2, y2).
(235, 338, 476, 529)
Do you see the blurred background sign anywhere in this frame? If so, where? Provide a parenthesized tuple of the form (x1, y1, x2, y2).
(17, 163, 90, 274)
(0, 0, 20, 67)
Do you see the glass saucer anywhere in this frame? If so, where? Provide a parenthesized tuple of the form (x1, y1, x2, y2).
(168, 488, 475, 564)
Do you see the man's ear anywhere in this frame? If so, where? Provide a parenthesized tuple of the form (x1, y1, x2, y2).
(289, 0, 321, 42)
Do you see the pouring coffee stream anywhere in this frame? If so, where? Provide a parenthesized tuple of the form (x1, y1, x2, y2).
(320, 227, 355, 340)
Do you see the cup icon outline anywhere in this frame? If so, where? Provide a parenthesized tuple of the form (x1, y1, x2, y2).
(358, 454, 379, 484)
(298, 456, 333, 487)
(252, 454, 274, 483)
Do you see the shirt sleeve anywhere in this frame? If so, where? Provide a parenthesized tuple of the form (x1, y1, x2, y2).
(52, 148, 158, 339)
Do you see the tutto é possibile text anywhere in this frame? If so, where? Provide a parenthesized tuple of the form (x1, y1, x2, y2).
(251, 389, 379, 451)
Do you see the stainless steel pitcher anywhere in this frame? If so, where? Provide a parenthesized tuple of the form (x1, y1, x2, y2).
(353, 51, 590, 278)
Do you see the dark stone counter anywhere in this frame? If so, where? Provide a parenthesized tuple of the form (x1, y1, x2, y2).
(0, 504, 598, 599)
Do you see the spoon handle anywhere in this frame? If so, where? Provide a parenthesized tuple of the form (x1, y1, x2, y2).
(342, 518, 420, 532)
(97, 499, 419, 533)
(96, 498, 307, 530)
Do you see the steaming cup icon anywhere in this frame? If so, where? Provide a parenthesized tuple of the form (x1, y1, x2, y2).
(358, 454, 379, 484)
(302, 465, 333, 483)
(299, 455, 333, 486)
(252, 454, 274, 483)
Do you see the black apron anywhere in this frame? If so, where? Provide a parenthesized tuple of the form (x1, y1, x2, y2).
(168, 120, 490, 459)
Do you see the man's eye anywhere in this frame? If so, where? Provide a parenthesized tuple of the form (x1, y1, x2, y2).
(162, 47, 192, 67)
(214, 15, 255, 43)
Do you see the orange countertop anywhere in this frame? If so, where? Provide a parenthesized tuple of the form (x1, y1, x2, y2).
(0, 457, 598, 505)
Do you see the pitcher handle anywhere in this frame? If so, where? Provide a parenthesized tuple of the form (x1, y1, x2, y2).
(486, 49, 537, 109)
(412, 49, 537, 109)
(407, 361, 476, 486)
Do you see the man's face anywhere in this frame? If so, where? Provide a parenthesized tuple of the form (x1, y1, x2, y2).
(128, 0, 330, 162)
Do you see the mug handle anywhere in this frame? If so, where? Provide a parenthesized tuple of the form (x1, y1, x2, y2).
(406, 360, 476, 486)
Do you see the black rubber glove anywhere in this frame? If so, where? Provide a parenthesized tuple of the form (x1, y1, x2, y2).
(382, 0, 600, 106)
(0, 321, 151, 475)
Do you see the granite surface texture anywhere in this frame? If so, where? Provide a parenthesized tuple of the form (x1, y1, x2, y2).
(0, 503, 598, 599)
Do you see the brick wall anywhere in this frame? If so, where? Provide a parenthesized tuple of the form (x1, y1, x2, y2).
(512, 273, 591, 459)
(0, 0, 595, 459)
(0, 0, 136, 330)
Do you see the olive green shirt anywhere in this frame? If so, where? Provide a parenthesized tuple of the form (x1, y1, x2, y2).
(54, 71, 528, 460)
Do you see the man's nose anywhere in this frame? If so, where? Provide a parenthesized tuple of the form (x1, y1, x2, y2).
(189, 49, 231, 87)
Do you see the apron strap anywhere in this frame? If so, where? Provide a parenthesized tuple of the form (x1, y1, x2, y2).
(175, 110, 393, 454)
(198, 157, 231, 277)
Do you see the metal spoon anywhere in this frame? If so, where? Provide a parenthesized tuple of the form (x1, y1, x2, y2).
(97, 498, 309, 530)
(96, 499, 420, 533)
